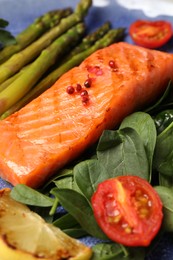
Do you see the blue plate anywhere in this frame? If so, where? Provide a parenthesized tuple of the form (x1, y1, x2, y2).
(0, 1, 173, 259)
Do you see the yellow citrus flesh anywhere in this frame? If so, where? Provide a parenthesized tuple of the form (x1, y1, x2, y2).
(0, 188, 92, 260)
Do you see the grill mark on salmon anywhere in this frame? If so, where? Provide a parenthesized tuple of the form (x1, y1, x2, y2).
(0, 42, 173, 188)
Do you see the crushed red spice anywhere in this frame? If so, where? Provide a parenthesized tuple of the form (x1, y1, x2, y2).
(87, 65, 103, 76)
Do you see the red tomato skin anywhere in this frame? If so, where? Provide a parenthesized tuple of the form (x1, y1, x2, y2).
(91, 175, 163, 247)
(129, 20, 173, 49)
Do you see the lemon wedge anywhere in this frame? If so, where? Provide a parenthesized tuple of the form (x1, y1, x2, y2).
(0, 188, 92, 260)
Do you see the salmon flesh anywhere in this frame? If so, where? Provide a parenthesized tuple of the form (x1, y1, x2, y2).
(0, 42, 173, 188)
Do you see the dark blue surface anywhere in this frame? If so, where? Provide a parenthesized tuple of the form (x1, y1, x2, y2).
(0, 1, 173, 259)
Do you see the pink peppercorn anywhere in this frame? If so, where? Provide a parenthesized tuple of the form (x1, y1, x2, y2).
(108, 60, 116, 69)
(66, 85, 75, 94)
(76, 83, 82, 92)
(84, 78, 92, 88)
(80, 90, 88, 97)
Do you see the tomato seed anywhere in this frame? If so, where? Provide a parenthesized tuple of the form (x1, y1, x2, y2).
(124, 226, 132, 234)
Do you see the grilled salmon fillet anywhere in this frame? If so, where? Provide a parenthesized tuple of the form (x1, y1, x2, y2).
(0, 42, 173, 188)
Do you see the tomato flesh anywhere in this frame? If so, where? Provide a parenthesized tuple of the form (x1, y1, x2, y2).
(91, 175, 163, 247)
(129, 20, 173, 49)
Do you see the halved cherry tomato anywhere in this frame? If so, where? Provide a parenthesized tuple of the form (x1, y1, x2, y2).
(129, 20, 173, 49)
(91, 175, 163, 247)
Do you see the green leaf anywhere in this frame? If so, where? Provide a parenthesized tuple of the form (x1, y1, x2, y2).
(74, 159, 105, 202)
(51, 188, 107, 240)
(0, 18, 9, 28)
(0, 29, 16, 46)
(63, 227, 87, 238)
(153, 122, 173, 176)
(42, 168, 73, 190)
(97, 128, 149, 180)
(144, 80, 173, 114)
(54, 175, 74, 189)
(91, 243, 146, 260)
(159, 174, 173, 188)
(120, 111, 157, 181)
(53, 212, 79, 230)
(155, 186, 173, 232)
(10, 184, 54, 207)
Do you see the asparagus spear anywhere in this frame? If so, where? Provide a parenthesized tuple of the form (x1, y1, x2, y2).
(0, 64, 34, 93)
(0, 27, 125, 119)
(75, 0, 92, 19)
(0, 23, 85, 116)
(0, 8, 73, 64)
(0, 21, 110, 92)
(0, 0, 92, 85)
(58, 21, 111, 65)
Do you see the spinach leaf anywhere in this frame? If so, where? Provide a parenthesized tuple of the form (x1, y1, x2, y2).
(53, 212, 79, 229)
(53, 213, 87, 237)
(144, 80, 173, 114)
(62, 227, 87, 238)
(153, 122, 173, 176)
(51, 188, 107, 240)
(74, 127, 150, 202)
(159, 174, 173, 188)
(0, 18, 9, 28)
(91, 243, 145, 260)
(10, 184, 54, 207)
(54, 175, 74, 189)
(97, 128, 149, 180)
(42, 168, 73, 191)
(0, 18, 16, 47)
(74, 159, 105, 202)
(155, 186, 173, 232)
(120, 112, 156, 181)
(153, 109, 173, 134)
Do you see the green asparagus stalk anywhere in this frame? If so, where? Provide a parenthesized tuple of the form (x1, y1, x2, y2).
(0, 8, 73, 64)
(0, 21, 110, 93)
(58, 21, 111, 65)
(0, 65, 30, 92)
(75, 0, 92, 19)
(0, 27, 125, 119)
(0, 0, 92, 85)
(0, 23, 85, 116)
